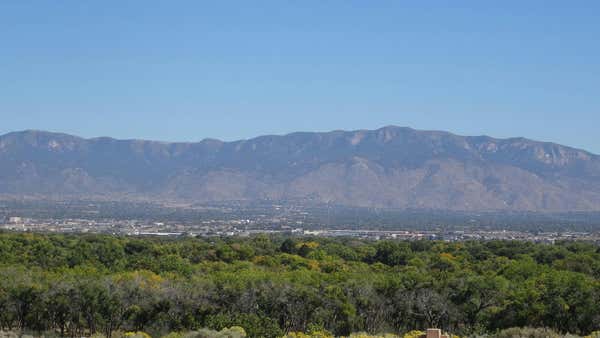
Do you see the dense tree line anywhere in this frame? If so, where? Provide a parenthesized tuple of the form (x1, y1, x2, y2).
(1, 232, 600, 337)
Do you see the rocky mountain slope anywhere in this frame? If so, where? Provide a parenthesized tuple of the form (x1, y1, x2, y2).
(1, 126, 599, 211)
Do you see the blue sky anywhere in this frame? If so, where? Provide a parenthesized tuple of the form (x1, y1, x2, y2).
(1, 1, 599, 153)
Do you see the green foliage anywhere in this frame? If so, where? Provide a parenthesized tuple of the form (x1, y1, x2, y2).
(345, 333, 400, 338)
(373, 241, 412, 266)
(491, 327, 562, 338)
(402, 331, 424, 338)
(180, 327, 247, 338)
(124, 332, 153, 338)
(0, 233, 600, 337)
(282, 330, 333, 338)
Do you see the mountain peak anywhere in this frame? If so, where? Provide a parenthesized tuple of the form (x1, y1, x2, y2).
(0, 127, 599, 211)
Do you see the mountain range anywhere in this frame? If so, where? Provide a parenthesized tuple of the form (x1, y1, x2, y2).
(1, 126, 599, 211)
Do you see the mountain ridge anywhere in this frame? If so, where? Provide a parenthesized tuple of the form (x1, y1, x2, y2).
(4, 126, 598, 160)
(1, 126, 599, 211)
(6, 126, 597, 155)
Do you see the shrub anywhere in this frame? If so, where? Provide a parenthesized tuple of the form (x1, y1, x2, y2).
(124, 331, 153, 338)
(403, 331, 425, 338)
(491, 327, 561, 338)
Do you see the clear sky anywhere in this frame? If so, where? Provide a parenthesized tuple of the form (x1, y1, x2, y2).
(1, 1, 599, 153)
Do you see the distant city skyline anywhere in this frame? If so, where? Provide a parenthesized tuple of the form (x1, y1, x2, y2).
(2, 1, 599, 153)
